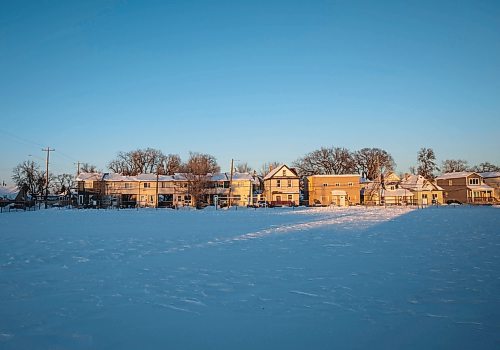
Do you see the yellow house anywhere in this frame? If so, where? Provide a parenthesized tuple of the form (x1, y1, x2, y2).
(400, 174, 444, 205)
(228, 172, 260, 207)
(305, 174, 361, 206)
(209, 172, 258, 207)
(263, 164, 300, 206)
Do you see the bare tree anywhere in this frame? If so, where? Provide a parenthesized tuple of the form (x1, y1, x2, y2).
(441, 159, 468, 173)
(469, 162, 500, 173)
(80, 163, 98, 173)
(53, 173, 75, 195)
(162, 154, 182, 175)
(235, 162, 252, 173)
(12, 160, 47, 199)
(354, 148, 395, 180)
(417, 148, 439, 180)
(293, 147, 357, 176)
(259, 161, 281, 177)
(182, 152, 220, 207)
(108, 148, 168, 175)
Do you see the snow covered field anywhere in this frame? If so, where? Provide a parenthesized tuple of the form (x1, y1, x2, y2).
(1, 206, 499, 349)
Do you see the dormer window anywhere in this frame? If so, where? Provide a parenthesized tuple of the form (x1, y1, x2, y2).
(469, 178, 480, 185)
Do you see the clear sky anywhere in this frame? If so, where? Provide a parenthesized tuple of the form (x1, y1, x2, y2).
(1, 0, 499, 185)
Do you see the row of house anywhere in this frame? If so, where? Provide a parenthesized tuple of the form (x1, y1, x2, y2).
(75, 164, 500, 208)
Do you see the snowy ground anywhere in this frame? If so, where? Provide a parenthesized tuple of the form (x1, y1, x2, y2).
(1, 206, 499, 349)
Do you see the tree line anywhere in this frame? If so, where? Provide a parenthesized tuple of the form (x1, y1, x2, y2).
(11, 146, 499, 201)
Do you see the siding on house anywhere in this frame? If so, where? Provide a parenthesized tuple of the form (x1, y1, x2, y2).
(305, 174, 361, 206)
(263, 165, 300, 205)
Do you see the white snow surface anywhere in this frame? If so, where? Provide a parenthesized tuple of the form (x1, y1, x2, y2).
(1, 206, 499, 349)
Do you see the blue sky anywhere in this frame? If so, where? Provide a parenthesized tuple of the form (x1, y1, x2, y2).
(1, 0, 499, 184)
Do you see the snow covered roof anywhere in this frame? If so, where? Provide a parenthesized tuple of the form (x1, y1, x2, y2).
(0, 185, 18, 199)
(400, 174, 441, 191)
(263, 165, 297, 180)
(135, 174, 175, 182)
(309, 174, 360, 178)
(435, 172, 478, 180)
(211, 173, 228, 181)
(479, 172, 500, 179)
(76, 172, 103, 181)
(103, 173, 134, 182)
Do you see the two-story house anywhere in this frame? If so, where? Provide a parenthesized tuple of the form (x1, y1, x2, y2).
(263, 165, 300, 206)
(435, 172, 494, 204)
(305, 174, 361, 206)
(399, 174, 444, 205)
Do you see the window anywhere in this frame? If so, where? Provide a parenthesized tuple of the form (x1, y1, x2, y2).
(143, 183, 151, 188)
(348, 182, 353, 187)
(469, 178, 479, 185)
(276, 180, 281, 188)
(288, 195, 293, 201)
(335, 183, 340, 187)
(124, 182, 132, 189)
(149, 196, 154, 202)
(282, 170, 286, 176)
(323, 183, 328, 187)
(448, 180, 453, 186)
(287, 179, 292, 187)
(177, 196, 182, 202)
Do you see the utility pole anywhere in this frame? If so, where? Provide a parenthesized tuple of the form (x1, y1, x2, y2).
(75, 161, 81, 175)
(43, 147, 55, 209)
(155, 165, 161, 209)
(228, 158, 234, 208)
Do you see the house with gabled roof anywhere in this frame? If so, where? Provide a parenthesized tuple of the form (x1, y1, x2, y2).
(400, 174, 444, 205)
(435, 172, 495, 204)
(263, 164, 300, 206)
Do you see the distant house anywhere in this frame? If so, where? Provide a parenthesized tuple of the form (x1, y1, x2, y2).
(76, 172, 105, 207)
(305, 174, 361, 206)
(399, 174, 444, 205)
(363, 172, 407, 205)
(435, 172, 495, 204)
(479, 172, 500, 202)
(75, 171, 260, 208)
(263, 165, 300, 206)
(227, 172, 261, 207)
(0, 185, 18, 200)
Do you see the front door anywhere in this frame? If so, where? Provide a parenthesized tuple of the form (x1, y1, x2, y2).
(422, 194, 428, 205)
(339, 195, 346, 206)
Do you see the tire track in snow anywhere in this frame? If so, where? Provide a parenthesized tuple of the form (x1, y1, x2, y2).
(163, 207, 413, 253)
